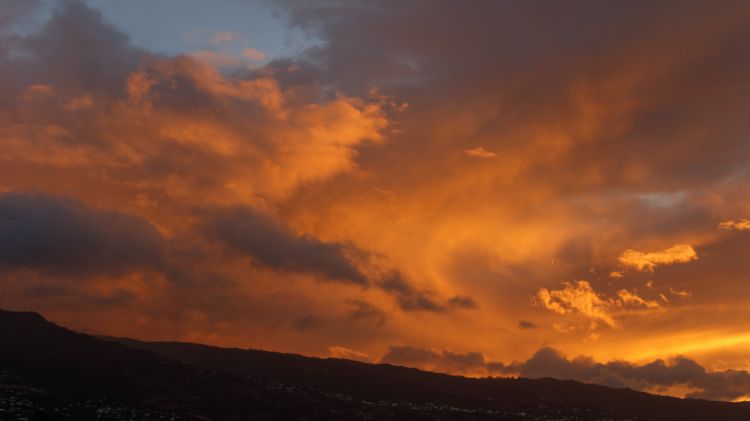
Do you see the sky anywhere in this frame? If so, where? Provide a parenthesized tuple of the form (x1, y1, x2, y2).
(1, 0, 750, 401)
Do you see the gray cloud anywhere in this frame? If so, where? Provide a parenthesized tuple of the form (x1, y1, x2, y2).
(279, 0, 750, 194)
(0, 192, 164, 275)
(2, 0, 141, 98)
(346, 299, 386, 327)
(517, 320, 538, 330)
(211, 206, 368, 285)
(447, 294, 478, 310)
(290, 312, 327, 331)
(378, 271, 477, 313)
(0, 0, 40, 31)
(379, 344, 750, 401)
(212, 207, 479, 309)
(3, 0, 750, 375)
(493, 347, 750, 401)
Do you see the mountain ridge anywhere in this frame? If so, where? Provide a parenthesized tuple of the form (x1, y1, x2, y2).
(2, 308, 749, 420)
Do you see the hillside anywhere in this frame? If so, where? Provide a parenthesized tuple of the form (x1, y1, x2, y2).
(1, 309, 748, 420)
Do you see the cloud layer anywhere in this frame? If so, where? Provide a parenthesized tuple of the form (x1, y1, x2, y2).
(0, 192, 164, 274)
(212, 206, 367, 285)
(497, 347, 750, 402)
(1, 0, 750, 400)
(381, 345, 750, 401)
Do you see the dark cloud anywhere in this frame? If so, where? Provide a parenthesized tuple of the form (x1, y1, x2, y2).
(517, 320, 538, 330)
(0, 0, 391, 347)
(380, 344, 750, 401)
(2, 0, 750, 382)
(447, 294, 478, 310)
(0, 0, 40, 30)
(378, 271, 476, 313)
(279, 0, 750, 193)
(211, 206, 368, 285)
(346, 299, 386, 327)
(0, 192, 164, 275)
(381, 345, 487, 375)
(13, 282, 137, 310)
(2, 0, 141, 97)
(494, 347, 750, 401)
(378, 271, 442, 312)
(290, 313, 327, 331)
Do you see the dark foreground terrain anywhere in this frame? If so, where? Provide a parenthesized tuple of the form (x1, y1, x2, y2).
(1, 309, 748, 420)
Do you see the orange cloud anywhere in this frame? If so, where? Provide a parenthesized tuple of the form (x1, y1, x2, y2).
(328, 346, 373, 362)
(464, 146, 496, 158)
(538, 281, 664, 329)
(670, 288, 692, 299)
(618, 244, 698, 272)
(3, 0, 750, 392)
(537, 281, 617, 328)
(719, 219, 750, 231)
(63, 94, 94, 110)
(242, 47, 266, 61)
(617, 289, 661, 309)
(20, 84, 54, 100)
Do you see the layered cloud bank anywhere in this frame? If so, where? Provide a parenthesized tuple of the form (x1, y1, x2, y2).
(2, 0, 750, 401)
(380, 346, 750, 401)
(502, 348, 750, 402)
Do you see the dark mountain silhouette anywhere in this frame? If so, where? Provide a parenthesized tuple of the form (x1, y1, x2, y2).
(1, 309, 749, 420)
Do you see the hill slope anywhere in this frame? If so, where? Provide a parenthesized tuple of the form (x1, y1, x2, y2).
(1, 309, 748, 420)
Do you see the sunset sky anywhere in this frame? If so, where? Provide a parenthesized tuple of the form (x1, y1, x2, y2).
(2, 0, 750, 401)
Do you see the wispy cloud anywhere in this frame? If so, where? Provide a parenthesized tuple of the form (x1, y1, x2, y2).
(210, 31, 241, 45)
(464, 147, 496, 158)
(719, 219, 750, 231)
(242, 47, 266, 61)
